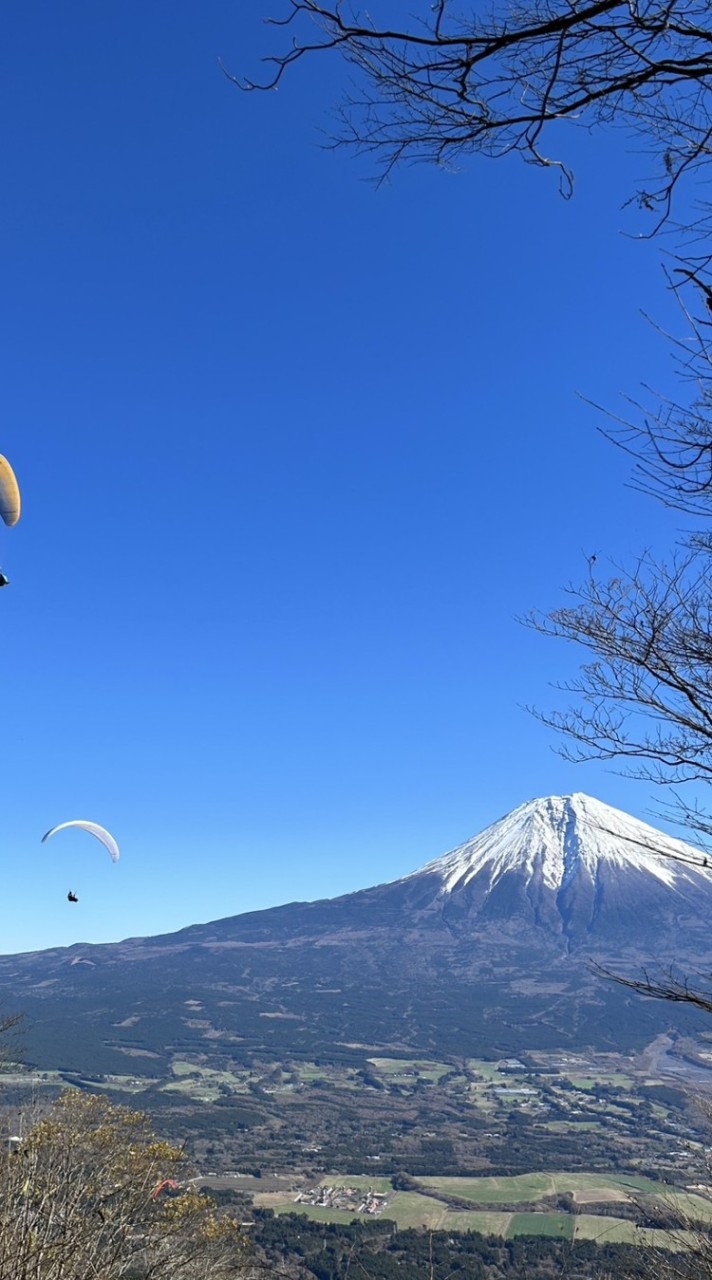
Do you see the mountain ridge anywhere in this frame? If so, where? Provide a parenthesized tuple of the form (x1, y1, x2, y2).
(1, 793, 711, 1073)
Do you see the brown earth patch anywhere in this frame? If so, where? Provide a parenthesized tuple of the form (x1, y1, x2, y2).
(572, 1188, 632, 1205)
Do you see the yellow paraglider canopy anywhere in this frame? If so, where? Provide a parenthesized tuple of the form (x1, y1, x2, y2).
(0, 457, 20, 527)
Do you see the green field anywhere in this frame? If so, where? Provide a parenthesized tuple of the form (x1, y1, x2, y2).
(555, 1172, 662, 1195)
(572, 1214, 693, 1250)
(367, 1058, 451, 1082)
(326, 1176, 393, 1194)
(297, 1064, 329, 1082)
(508, 1213, 573, 1239)
(420, 1171, 664, 1203)
(465, 1059, 502, 1082)
(275, 1197, 514, 1235)
(440, 1211, 512, 1235)
(573, 1215, 646, 1245)
(271, 1196, 683, 1244)
(383, 1192, 450, 1229)
(164, 1060, 249, 1100)
(420, 1173, 555, 1203)
(326, 1171, 668, 1207)
(170, 1060, 246, 1084)
(264, 1171, 699, 1246)
(273, 1204, 361, 1226)
(654, 1191, 712, 1223)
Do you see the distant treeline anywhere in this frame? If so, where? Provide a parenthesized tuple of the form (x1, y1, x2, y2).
(253, 1211, 658, 1279)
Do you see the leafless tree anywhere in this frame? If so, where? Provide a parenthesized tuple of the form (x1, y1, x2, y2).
(0, 1010, 23, 1062)
(618, 1099, 712, 1279)
(522, 257, 712, 1019)
(527, 262, 712, 847)
(235, 2, 712, 827)
(527, 543, 712, 841)
(240, 2, 712, 1026)
(599, 261, 712, 514)
(594, 960, 712, 1012)
(235, 0, 712, 217)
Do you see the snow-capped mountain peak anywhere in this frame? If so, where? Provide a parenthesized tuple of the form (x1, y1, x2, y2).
(414, 793, 709, 896)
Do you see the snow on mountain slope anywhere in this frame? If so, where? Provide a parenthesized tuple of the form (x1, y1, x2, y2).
(412, 793, 711, 897)
(2, 793, 712, 1071)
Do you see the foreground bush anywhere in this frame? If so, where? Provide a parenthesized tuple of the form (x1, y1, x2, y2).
(0, 1091, 247, 1280)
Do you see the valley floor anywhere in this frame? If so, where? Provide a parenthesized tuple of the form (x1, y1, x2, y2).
(3, 1034, 711, 1252)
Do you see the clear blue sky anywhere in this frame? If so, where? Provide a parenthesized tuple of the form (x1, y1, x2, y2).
(0, 2, 693, 952)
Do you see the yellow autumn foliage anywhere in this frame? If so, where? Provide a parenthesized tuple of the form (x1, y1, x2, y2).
(0, 1091, 248, 1280)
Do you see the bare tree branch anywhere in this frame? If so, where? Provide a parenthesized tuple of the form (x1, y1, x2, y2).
(527, 547, 712, 827)
(235, 0, 712, 212)
(594, 959, 712, 1015)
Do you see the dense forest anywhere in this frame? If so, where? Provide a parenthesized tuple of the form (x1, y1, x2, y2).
(253, 1211, 659, 1280)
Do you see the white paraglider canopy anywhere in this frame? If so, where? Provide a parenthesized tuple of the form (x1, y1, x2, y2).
(42, 820, 120, 863)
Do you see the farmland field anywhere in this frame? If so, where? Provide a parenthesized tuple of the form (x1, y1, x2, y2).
(326, 1175, 393, 1193)
(420, 1173, 555, 1203)
(258, 1167, 691, 1244)
(272, 1204, 361, 1226)
(570, 1074, 634, 1090)
(419, 1171, 661, 1203)
(440, 1211, 512, 1235)
(266, 1191, 699, 1249)
(2, 1038, 709, 1262)
(508, 1213, 572, 1239)
(366, 1058, 452, 1082)
(382, 1192, 451, 1229)
(572, 1215, 693, 1250)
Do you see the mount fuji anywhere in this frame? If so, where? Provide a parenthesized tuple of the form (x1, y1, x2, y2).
(3, 793, 712, 1073)
(395, 791, 712, 945)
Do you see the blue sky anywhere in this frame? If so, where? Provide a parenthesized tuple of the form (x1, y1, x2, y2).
(0, 2, 694, 952)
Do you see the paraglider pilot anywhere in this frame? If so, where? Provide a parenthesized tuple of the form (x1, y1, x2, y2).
(67, 891, 78, 904)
